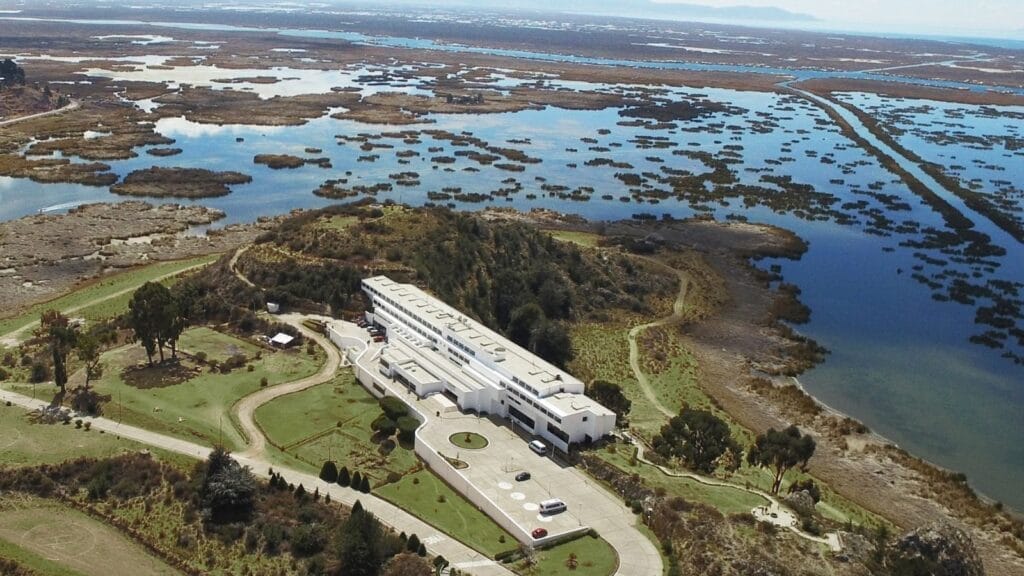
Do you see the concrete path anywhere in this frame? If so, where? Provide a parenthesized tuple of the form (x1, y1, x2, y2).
(0, 386, 514, 575)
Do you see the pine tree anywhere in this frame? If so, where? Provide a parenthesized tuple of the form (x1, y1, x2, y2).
(406, 534, 420, 553)
(351, 471, 362, 490)
(338, 466, 351, 487)
(359, 475, 371, 493)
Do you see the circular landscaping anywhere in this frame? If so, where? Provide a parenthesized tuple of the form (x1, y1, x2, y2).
(449, 431, 489, 450)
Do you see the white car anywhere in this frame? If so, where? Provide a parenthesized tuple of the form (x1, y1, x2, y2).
(529, 440, 547, 455)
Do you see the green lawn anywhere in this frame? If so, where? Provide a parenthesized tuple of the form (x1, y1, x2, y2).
(449, 432, 488, 450)
(0, 255, 219, 340)
(177, 326, 263, 363)
(375, 469, 516, 558)
(317, 215, 359, 231)
(255, 375, 417, 483)
(520, 534, 618, 576)
(0, 401, 145, 466)
(90, 328, 324, 451)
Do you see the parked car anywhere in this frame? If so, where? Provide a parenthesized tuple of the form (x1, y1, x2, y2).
(531, 528, 548, 539)
(515, 471, 531, 482)
(539, 499, 566, 515)
(529, 440, 547, 455)
(373, 336, 385, 342)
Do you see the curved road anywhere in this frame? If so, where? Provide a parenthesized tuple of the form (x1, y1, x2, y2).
(233, 314, 342, 459)
(0, 99, 79, 128)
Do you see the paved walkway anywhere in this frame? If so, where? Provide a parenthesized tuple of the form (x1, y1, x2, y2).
(0, 387, 513, 575)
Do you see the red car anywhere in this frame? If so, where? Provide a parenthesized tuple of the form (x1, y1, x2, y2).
(531, 528, 548, 539)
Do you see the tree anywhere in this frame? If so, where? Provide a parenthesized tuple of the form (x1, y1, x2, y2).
(359, 475, 371, 494)
(128, 282, 171, 365)
(75, 330, 104, 390)
(351, 471, 363, 490)
(382, 553, 432, 576)
(652, 407, 738, 474)
(396, 416, 419, 443)
(334, 500, 390, 576)
(747, 425, 816, 494)
(320, 460, 339, 483)
(588, 380, 631, 419)
(528, 319, 573, 369)
(0, 58, 25, 87)
(38, 310, 76, 393)
(198, 447, 257, 523)
(338, 466, 351, 487)
(507, 302, 543, 347)
(406, 534, 420, 553)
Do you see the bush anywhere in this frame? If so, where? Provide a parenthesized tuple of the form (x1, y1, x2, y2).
(359, 476, 371, 493)
(194, 351, 208, 363)
(319, 461, 338, 483)
(396, 416, 419, 443)
(351, 471, 362, 490)
(260, 376, 268, 387)
(290, 525, 326, 557)
(379, 396, 409, 420)
(30, 362, 50, 383)
(372, 415, 398, 437)
(337, 467, 351, 487)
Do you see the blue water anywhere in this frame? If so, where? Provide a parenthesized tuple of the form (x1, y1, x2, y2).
(1, 17, 1022, 510)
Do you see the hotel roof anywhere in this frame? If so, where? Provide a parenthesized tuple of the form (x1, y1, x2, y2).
(363, 276, 591, 400)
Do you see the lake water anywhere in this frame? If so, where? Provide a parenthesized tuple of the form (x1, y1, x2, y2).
(1, 26, 1022, 510)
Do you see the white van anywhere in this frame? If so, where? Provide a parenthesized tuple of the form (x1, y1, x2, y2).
(529, 440, 547, 455)
(539, 499, 567, 515)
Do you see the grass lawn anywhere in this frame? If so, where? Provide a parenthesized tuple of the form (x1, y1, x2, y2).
(0, 536, 88, 576)
(517, 534, 618, 576)
(255, 374, 417, 483)
(546, 230, 601, 248)
(0, 401, 148, 466)
(177, 326, 263, 363)
(449, 432, 488, 450)
(90, 328, 324, 451)
(0, 255, 219, 339)
(0, 496, 182, 576)
(317, 214, 359, 231)
(375, 469, 515, 558)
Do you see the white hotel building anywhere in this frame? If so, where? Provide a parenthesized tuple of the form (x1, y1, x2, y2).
(361, 276, 616, 452)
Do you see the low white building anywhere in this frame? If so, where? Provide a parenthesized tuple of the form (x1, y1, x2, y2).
(362, 276, 616, 452)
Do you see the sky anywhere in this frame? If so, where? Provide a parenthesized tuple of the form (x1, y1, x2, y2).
(649, 0, 1024, 37)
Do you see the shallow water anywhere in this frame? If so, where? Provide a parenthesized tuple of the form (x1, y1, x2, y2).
(1, 47, 1023, 510)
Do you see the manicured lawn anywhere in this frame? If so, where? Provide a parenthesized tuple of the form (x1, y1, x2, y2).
(0, 496, 182, 576)
(375, 469, 516, 558)
(0, 401, 145, 466)
(91, 328, 324, 451)
(255, 375, 417, 483)
(520, 534, 618, 576)
(449, 431, 489, 450)
(0, 255, 219, 339)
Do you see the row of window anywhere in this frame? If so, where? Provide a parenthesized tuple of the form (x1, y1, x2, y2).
(501, 382, 563, 424)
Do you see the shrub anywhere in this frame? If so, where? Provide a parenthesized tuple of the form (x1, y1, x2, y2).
(351, 471, 362, 490)
(359, 476, 371, 493)
(30, 362, 50, 383)
(194, 351, 208, 363)
(83, 422, 91, 431)
(380, 396, 409, 420)
(319, 461, 338, 483)
(290, 525, 326, 557)
(260, 376, 268, 387)
(337, 467, 351, 487)
(396, 416, 419, 443)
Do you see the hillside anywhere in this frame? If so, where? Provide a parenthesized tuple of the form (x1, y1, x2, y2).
(230, 202, 678, 366)
(0, 84, 62, 120)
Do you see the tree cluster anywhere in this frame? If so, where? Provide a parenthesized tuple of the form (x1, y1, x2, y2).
(128, 282, 187, 366)
(31, 309, 116, 395)
(196, 447, 257, 523)
(0, 58, 25, 87)
(652, 407, 739, 474)
(587, 380, 632, 419)
(747, 425, 816, 494)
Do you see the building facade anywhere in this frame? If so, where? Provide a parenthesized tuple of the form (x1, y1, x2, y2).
(362, 276, 616, 452)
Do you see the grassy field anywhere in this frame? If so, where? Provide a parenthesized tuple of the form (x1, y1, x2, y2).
(519, 534, 618, 576)
(0, 496, 182, 576)
(255, 374, 417, 483)
(316, 214, 359, 231)
(375, 469, 516, 558)
(545, 230, 601, 248)
(89, 328, 324, 451)
(0, 536, 88, 576)
(177, 326, 263, 363)
(0, 401, 148, 466)
(597, 447, 767, 515)
(0, 255, 219, 339)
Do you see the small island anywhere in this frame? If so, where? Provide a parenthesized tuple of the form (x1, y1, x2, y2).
(111, 167, 253, 198)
